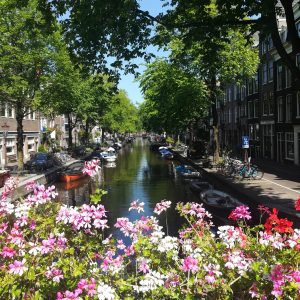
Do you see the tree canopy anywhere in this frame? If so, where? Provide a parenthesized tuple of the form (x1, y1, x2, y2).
(138, 59, 209, 135)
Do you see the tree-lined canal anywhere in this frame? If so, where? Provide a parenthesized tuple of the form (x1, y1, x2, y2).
(55, 138, 224, 236)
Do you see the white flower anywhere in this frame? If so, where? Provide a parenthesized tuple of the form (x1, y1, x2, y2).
(134, 271, 166, 293)
(157, 236, 178, 253)
(97, 282, 116, 300)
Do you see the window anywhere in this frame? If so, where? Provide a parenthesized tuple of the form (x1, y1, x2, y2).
(277, 63, 283, 90)
(263, 63, 268, 84)
(248, 101, 253, 118)
(268, 36, 273, 50)
(7, 104, 13, 118)
(6, 138, 15, 155)
(241, 85, 246, 100)
(27, 137, 35, 151)
(285, 132, 294, 160)
(235, 106, 238, 122)
(297, 92, 300, 118)
(254, 99, 259, 118)
(263, 93, 268, 115)
(269, 92, 274, 115)
(286, 95, 292, 123)
(247, 79, 253, 95)
(277, 97, 283, 122)
(286, 67, 292, 88)
(0, 103, 5, 117)
(253, 73, 258, 93)
(228, 109, 232, 123)
(268, 60, 273, 81)
(297, 54, 300, 69)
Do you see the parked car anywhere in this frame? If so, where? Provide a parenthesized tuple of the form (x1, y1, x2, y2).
(25, 152, 55, 171)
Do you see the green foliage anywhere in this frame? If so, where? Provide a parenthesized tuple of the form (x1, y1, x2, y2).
(138, 59, 208, 134)
(37, 145, 47, 153)
(90, 189, 108, 204)
(102, 90, 141, 134)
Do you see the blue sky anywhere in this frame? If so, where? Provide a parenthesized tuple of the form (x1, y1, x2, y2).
(118, 0, 168, 105)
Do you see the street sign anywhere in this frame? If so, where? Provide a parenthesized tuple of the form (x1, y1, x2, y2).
(242, 136, 249, 149)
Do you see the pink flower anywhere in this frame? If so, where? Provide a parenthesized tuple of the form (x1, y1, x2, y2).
(1, 246, 17, 258)
(165, 273, 180, 288)
(182, 256, 199, 273)
(83, 159, 100, 177)
(9, 259, 28, 275)
(129, 200, 144, 213)
(2, 177, 19, 200)
(228, 205, 252, 221)
(45, 267, 64, 283)
(138, 259, 150, 274)
(25, 180, 36, 191)
(154, 200, 171, 215)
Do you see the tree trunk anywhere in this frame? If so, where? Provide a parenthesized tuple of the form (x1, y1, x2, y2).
(189, 123, 194, 148)
(16, 104, 24, 171)
(67, 114, 73, 149)
(84, 119, 90, 145)
(210, 76, 220, 163)
(101, 128, 105, 143)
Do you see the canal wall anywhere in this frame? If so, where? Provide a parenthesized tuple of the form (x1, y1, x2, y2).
(1, 160, 82, 200)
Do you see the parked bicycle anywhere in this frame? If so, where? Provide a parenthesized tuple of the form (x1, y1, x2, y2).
(235, 162, 264, 180)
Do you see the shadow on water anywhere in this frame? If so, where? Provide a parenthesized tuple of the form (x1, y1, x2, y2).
(55, 138, 228, 237)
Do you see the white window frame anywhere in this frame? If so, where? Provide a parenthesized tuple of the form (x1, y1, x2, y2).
(277, 97, 283, 122)
(297, 92, 300, 118)
(286, 67, 292, 88)
(263, 63, 267, 84)
(277, 64, 283, 90)
(286, 94, 292, 123)
(285, 132, 294, 160)
(268, 60, 273, 82)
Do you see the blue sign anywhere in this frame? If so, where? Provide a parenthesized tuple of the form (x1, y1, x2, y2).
(242, 136, 249, 149)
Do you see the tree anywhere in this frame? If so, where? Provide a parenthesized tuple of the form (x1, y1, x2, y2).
(0, 0, 59, 170)
(138, 59, 209, 143)
(102, 90, 140, 135)
(159, 0, 300, 85)
(158, 27, 259, 160)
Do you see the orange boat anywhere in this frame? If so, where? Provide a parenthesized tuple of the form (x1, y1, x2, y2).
(60, 172, 87, 183)
(59, 161, 86, 183)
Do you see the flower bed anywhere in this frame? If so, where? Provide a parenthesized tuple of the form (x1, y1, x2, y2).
(0, 160, 299, 299)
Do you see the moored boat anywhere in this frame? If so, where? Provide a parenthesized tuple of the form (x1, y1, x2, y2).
(199, 189, 243, 210)
(59, 161, 86, 183)
(189, 180, 213, 194)
(175, 165, 201, 178)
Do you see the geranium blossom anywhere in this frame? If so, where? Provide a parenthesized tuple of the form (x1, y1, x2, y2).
(9, 259, 27, 275)
(182, 256, 199, 273)
(129, 200, 144, 213)
(228, 205, 252, 221)
(97, 282, 116, 300)
(82, 159, 101, 177)
(154, 200, 171, 215)
(295, 197, 300, 211)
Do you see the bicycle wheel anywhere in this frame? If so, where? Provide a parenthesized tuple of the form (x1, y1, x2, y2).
(252, 168, 264, 180)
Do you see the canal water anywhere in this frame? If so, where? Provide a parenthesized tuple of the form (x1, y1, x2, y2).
(55, 138, 221, 237)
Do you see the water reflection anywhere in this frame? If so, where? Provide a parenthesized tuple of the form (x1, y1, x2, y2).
(55, 138, 201, 236)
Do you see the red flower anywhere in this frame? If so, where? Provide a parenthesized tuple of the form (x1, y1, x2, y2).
(295, 198, 300, 211)
(264, 208, 293, 234)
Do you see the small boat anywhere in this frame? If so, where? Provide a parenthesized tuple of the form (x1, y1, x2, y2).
(176, 165, 201, 178)
(101, 147, 117, 162)
(159, 148, 174, 159)
(59, 161, 86, 183)
(199, 189, 243, 210)
(189, 181, 213, 194)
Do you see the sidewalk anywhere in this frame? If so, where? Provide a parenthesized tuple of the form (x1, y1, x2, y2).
(175, 153, 300, 224)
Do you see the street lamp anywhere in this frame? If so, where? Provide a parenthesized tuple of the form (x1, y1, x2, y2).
(1, 122, 10, 170)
